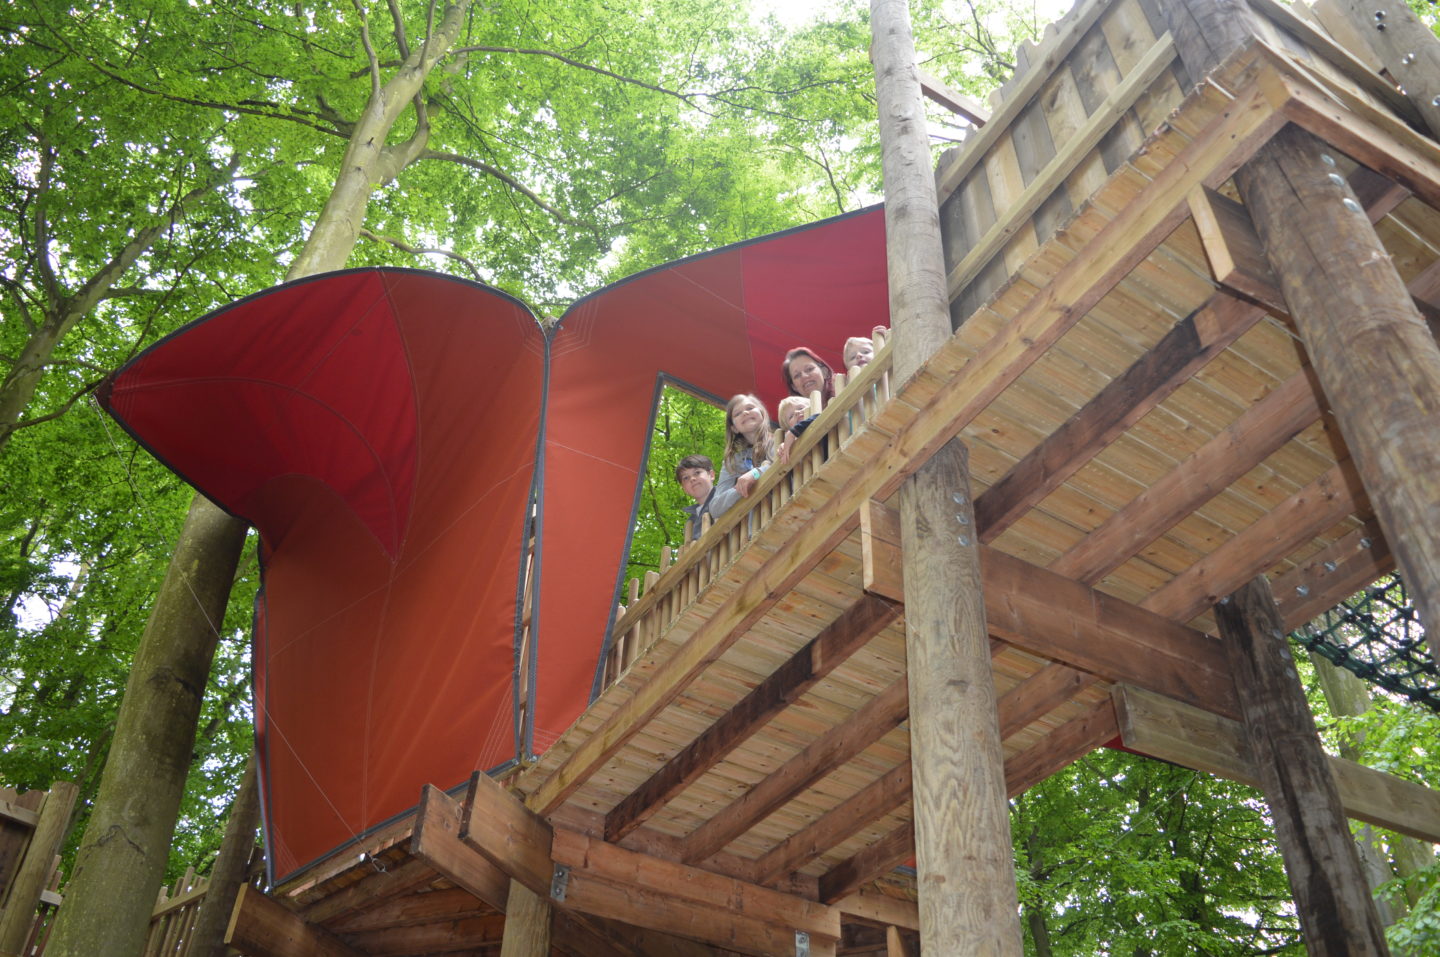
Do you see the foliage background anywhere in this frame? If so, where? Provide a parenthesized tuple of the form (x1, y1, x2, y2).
(1, 0, 1437, 952)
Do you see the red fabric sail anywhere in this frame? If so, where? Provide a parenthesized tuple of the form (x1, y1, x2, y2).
(101, 208, 889, 883)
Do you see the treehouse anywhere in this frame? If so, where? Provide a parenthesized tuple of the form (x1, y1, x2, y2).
(100, 0, 1440, 952)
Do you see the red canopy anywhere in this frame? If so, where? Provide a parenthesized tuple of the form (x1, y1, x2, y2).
(101, 207, 889, 882)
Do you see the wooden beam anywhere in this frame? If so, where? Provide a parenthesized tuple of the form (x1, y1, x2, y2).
(1330, 0, 1440, 136)
(749, 762, 912, 885)
(1273, 521, 1393, 630)
(299, 857, 439, 926)
(409, 785, 510, 911)
(817, 822, 914, 906)
(343, 913, 506, 957)
(982, 545, 1239, 718)
(1187, 186, 1286, 311)
(606, 594, 900, 842)
(1141, 458, 1363, 623)
(1050, 365, 1323, 585)
(322, 886, 493, 935)
(1002, 698, 1120, 797)
(975, 292, 1265, 542)
(1213, 575, 1389, 953)
(226, 885, 364, 957)
(679, 677, 909, 864)
(1114, 683, 1440, 844)
(550, 829, 840, 952)
(459, 772, 553, 897)
(863, 499, 1237, 718)
(835, 891, 919, 933)
(997, 663, 1100, 741)
(917, 67, 988, 126)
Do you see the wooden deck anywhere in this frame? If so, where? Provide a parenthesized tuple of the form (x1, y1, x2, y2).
(237, 0, 1440, 953)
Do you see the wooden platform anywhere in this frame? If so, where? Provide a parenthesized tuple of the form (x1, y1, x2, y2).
(236, 1, 1440, 953)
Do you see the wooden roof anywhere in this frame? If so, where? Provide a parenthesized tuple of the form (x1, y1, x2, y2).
(242, 0, 1440, 953)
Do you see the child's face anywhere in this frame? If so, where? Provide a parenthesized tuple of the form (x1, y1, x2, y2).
(678, 466, 715, 502)
(845, 339, 874, 369)
(779, 399, 807, 429)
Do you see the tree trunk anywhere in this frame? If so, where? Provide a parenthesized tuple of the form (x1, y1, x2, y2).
(43, 7, 473, 952)
(44, 497, 247, 957)
(189, 753, 262, 957)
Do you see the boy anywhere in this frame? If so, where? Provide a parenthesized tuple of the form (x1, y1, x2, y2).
(676, 454, 718, 540)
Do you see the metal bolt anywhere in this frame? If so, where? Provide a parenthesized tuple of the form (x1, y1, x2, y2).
(1323, 560, 1338, 572)
(1359, 537, 1373, 549)
(1327, 172, 1345, 187)
(1402, 52, 1416, 65)
(1296, 584, 1310, 597)
(1218, 595, 1231, 605)
(1272, 629, 1285, 640)
(951, 492, 967, 505)
(1374, 9, 1385, 18)
(1320, 153, 1336, 167)
(1342, 197, 1363, 213)
(1377, 22, 1387, 30)
(955, 513, 970, 526)
(957, 535, 971, 547)
(1433, 95, 1440, 108)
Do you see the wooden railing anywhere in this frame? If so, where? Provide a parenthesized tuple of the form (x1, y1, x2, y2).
(140, 868, 210, 957)
(598, 333, 895, 690)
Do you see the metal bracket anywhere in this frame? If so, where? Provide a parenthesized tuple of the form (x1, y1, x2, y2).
(795, 930, 810, 956)
(550, 863, 571, 902)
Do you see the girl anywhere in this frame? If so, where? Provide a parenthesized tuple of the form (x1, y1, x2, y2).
(712, 393, 778, 512)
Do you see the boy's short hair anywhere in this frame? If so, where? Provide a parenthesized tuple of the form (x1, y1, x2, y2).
(675, 454, 715, 484)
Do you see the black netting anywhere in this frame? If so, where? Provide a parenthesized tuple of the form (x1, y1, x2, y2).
(1291, 575, 1439, 713)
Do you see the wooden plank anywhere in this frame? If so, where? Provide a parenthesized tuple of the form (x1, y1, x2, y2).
(606, 594, 901, 842)
(917, 67, 989, 126)
(1142, 459, 1363, 622)
(322, 886, 491, 935)
(817, 822, 914, 905)
(679, 677, 909, 864)
(409, 785, 510, 911)
(860, 499, 904, 601)
(936, 0, 1116, 203)
(1307, 0, 1383, 73)
(225, 885, 364, 957)
(1114, 683, 1440, 843)
(1213, 576, 1389, 952)
(1187, 186, 1286, 310)
(946, 32, 1178, 298)
(1003, 698, 1120, 797)
(0, 781, 77, 957)
(749, 763, 912, 885)
(552, 829, 839, 940)
(975, 292, 1265, 541)
(1051, 365, 1324, 585)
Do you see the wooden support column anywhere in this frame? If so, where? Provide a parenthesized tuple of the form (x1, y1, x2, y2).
(1333, 0, 1440, 136)
(1215, 577, 1389, 954)
(1164, 0, 1440, 677)
(499, 880, 551, 957)
(871, 1, 1022, 953)
(0, 781, 78, 957)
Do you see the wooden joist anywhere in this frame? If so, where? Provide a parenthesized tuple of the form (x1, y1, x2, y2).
(226, 885, 363, 957)
(409, 786, 510, 911)
(606, 594, 901, 843)
(1114, 683, 1440, 844)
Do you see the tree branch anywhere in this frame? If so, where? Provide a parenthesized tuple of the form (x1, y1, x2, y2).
(420, 149, 584, 225)
(350, 0, 383, 98)
(357, 227, 484, 280)
(32, 134, 60, 307)
(385, 0, 411, 59)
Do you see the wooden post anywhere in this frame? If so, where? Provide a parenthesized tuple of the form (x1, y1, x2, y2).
(871, 1, 1022, 954)
(0, 781, 78, 957)
(499, 879, 551, 957)
(1214, 577, 1389, 954)
(1163, 0, 1440, 673)
(188, 753, 262, 957)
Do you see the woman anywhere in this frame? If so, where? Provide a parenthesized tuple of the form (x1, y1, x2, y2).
(782, 346, 836, 402)
(712, 393, 778, 514)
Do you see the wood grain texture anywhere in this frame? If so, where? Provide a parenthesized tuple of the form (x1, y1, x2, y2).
(226, 885, 364, 957)
(1214, 576, 1389, 954)
(498, 880, 550, 957)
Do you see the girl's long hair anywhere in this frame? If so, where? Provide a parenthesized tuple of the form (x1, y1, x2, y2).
(722, 393, 777, 473)
(782, 346, 836, 400)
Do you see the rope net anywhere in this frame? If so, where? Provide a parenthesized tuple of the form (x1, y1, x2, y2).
(1291, 575, 1439, 713)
